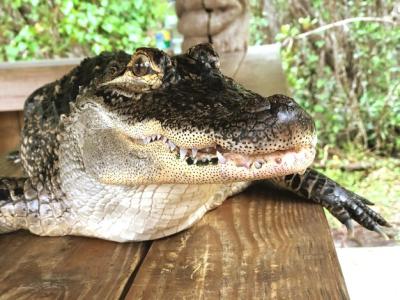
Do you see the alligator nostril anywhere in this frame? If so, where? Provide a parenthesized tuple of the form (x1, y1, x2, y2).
(277, 110, 296, 123)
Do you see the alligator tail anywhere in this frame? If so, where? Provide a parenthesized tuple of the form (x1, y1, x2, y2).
(272, 168, 391, 238)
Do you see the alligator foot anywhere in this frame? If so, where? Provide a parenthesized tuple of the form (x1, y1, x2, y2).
(275, 168, 391, 238)
(0, 177, 27, 233)
(0, 177, 71, 236)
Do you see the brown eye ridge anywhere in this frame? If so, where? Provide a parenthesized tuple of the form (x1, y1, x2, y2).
(131, 54, 153, 77)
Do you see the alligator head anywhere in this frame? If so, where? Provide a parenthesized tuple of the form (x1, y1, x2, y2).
(67, 43, 317, 185)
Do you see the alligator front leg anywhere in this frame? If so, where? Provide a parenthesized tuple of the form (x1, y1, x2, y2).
(0, 177, 72, 236)
(272, 168, 391, 238)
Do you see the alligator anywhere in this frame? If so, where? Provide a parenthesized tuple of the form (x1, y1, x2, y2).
(0, 43, 390, 242)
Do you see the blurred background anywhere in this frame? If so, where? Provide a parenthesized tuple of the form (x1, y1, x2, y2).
(0, 0, 399, 245)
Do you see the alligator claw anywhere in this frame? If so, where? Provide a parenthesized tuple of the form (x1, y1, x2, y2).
(280, 169, 391, 238)
(326, 187, 391, 236)
(356, 194, 375, 206)
(373, 226, 390, 240)
(344, 220, 354, 237)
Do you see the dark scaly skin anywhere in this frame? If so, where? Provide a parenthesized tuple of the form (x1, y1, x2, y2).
(0, 43, 390, 241)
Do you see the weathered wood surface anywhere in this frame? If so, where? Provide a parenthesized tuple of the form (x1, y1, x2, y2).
(126, 183, 349, 300)
(0, 232, 149, 299)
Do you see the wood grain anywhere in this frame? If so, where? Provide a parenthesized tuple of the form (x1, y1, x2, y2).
(0, 232, 149, 300)
(126, 183, 349, 300)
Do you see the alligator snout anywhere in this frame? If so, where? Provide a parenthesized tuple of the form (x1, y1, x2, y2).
(137, 76, 316, 156)
(213, 93, 316, 155)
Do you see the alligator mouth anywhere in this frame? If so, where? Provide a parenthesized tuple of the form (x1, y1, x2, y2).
(137, 134, 315, 170)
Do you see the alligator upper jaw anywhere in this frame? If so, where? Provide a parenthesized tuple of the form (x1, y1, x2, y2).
(136, 133, 316, 173)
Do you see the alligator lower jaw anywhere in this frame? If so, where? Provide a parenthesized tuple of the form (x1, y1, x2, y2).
(138, 134, 315, 172)
(219, 146, 316, 180)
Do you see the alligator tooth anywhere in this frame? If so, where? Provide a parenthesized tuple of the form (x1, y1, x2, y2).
(157, 134, 161, 140)
(162, 137, 168, 142)
(216, 151, 226, 164)
(244, 161, 252, 169)
(297, 169, 306, 175)
(253, 160, 263, 169)
(150, 135, 156, 141)
(236, 160, 251, 169)
(191, 148, 198, 158)
(144, 136, 151, 144)
(180, 148, 188, 160)
(168, 140, 176, 151)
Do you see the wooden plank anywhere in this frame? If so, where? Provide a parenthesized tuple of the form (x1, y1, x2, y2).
(0, 111, 22, 156)
(0, 158, 150, 300)
(0, 59, 80, 111)
(126, 183, 349, 300)
(0, 232, 149, 299)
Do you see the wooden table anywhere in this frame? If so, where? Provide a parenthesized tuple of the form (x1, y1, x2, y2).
(0, 156, 349, 299)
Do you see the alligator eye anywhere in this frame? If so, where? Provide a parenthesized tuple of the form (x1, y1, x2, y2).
(131, 54, 152, 77)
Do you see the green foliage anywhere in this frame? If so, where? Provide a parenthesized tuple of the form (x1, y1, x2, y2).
(250, 0, 400, 156)
(248, 0, 269, 46)
(249, 15, 269, 45)
(0, 0, 169, 61)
